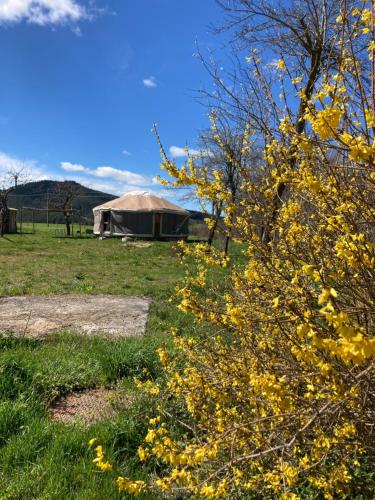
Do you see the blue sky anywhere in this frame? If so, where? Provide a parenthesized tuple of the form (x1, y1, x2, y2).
(0, 0, 224, 202)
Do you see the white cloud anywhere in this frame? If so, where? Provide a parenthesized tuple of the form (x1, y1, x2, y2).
(122, 149, 131, 156)
(0, 151, 34, 172)
(143, 76, 157, 88)
(67, 176, 168, 197)
(93, 166, 149, 185)
(60, 161, 88, 173)
(0, 0, 89, 27)
(0, 151, 54, 185)
(60, 160, 153, 187)
(169, 145, 200, 158)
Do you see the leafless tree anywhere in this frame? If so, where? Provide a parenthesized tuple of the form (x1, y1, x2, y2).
(50, 181, 83, 236)
(198, 0, 344, 242)
(213, 0, 342, 120)
(198, 117, 262, 253)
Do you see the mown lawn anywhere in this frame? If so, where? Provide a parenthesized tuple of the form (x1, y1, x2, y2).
(0, 225, 193, 499)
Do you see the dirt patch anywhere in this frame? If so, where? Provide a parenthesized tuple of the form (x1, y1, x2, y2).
(0, 295, 151, 339)
(50, 388, 130, 425)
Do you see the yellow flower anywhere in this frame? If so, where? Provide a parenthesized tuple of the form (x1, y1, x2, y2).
(117, 477, 146, 495)
(318, 287, 337, 305)
(365, 109, 375, 127)
(157, 348, 169, 366)
(145, 429, 157, 443)
(307, 107, 341, 140)
(200, 484, 216, 498)
(97, 461, 112, 472)
(292, 76, 302, 85)
(276, 59, 286, 70)
(95, 445, 103, 457)
(340, 134, 373, 161)
(138, 446, 150, 461)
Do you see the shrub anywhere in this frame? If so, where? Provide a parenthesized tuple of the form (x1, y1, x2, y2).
(104, 6, 375, 498)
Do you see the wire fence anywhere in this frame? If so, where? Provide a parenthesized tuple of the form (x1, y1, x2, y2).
(8, 191, 106, 227)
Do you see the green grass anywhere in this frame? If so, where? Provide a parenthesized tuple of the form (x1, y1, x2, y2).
(2, 226, 372, 499)
(0, 225, 182, 298)
(0, 224, 192, 499)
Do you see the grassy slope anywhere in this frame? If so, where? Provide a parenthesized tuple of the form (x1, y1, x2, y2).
(0, 225, 193, 499)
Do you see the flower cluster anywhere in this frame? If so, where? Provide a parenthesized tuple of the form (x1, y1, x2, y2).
(90, 439, 113, 472)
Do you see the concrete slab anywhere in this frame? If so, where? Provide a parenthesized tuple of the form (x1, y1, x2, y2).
(0, 295, 151, 339)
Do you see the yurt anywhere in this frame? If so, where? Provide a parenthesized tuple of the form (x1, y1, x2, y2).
(93, 191, 190, 239)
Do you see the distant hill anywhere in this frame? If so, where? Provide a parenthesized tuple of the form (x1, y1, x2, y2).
(188, 210, 211, 221)
(8, 180, 115, 224)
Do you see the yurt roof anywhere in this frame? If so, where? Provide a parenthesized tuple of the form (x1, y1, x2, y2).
(93, 191, 189, 214)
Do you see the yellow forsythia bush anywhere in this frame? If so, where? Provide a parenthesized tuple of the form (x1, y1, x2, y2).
(94, 6, 375, 499)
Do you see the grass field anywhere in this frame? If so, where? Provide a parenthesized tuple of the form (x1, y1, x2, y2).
(0, 225, 195, 499)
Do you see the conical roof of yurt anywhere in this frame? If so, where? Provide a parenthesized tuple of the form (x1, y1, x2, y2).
(93, 191, 189, 214)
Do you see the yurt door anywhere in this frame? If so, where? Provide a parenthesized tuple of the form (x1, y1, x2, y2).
(102, 211, 111, 233)
(154, 213, 161, 237)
